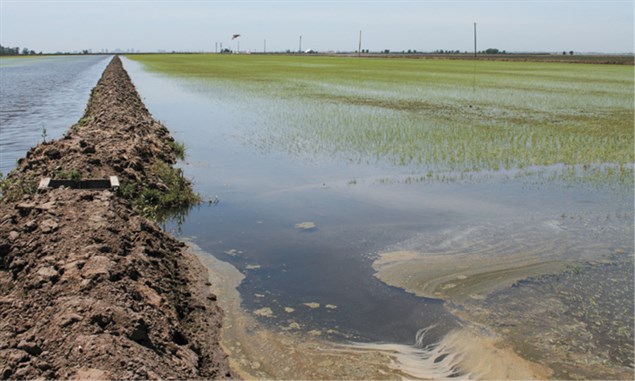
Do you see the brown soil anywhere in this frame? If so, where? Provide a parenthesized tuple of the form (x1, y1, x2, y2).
(0, 56, 234, 379)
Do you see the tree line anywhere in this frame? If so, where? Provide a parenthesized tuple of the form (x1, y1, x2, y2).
(0, 44, 39, 56)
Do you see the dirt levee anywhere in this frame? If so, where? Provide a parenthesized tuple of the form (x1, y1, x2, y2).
(0, 56, 234, 379)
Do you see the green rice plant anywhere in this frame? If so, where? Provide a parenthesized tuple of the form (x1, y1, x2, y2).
(129, 54, 634, 183)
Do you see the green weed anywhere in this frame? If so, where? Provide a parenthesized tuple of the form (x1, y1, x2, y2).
(0, 176, 37, 202)
(118, 160, 201, 221)
(54, 170, 82, 181)
(170, 140, 186, 160)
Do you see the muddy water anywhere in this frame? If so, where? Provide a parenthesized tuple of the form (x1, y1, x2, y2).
(0, 55, 111, 175)
(123, 57, 632, 379)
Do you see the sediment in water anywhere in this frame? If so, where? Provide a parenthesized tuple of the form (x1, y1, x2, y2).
(0, 56, 233, 379)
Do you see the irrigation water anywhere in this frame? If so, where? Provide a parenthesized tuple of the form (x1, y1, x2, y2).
(0, 55, 111, 175)
(123, 55, 633, 379)
(1, 54, 631, 379)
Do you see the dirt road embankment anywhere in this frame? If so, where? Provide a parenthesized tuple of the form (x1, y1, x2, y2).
(0, 56, 233, 379)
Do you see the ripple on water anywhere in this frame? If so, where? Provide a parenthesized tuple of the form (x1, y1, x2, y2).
(373, 218, 634, 379)
(0, 55, 111, 175)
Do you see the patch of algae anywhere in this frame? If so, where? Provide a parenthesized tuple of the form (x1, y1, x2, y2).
(187, 240, 551, 380)
(369, 221, 610, 303)
(373, 250, 565, 303)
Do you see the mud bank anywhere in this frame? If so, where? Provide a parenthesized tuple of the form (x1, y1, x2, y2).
(0, 56, 233, 379)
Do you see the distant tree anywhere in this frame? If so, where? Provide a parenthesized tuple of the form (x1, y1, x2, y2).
(485, 48, 500, 54)
(22, 47, 30, 55)
(0, 45, 20, 55)
(569, 51, 574, 55)
(562, 51, 567, 55)
(384, 49, 390, 54)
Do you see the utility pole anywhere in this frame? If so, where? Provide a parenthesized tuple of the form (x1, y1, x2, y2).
(474, 22, 477, 58)
(358, 30, 362, 56)
(299, 35, 302, 53)
(215, 42, 218, 53)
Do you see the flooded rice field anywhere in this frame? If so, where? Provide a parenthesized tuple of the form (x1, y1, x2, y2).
(0, 55, 111, 175)
(122, 56, 633, 379)
(1, 54, 632, 379)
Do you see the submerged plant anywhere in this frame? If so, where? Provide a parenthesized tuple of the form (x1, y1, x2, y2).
(129, 54, 634, 184)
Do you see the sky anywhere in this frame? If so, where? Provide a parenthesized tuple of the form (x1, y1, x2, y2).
(0, 0, 633, 54)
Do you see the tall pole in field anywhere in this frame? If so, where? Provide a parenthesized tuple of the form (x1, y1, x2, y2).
(358, 30, 362, 56)
(232, 34, 241, 54)
(474, 22, 477, 58)
(299, 35, 302, 53)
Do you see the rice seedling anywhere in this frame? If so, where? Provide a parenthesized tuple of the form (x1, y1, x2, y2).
(129, 54, 634, 183)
